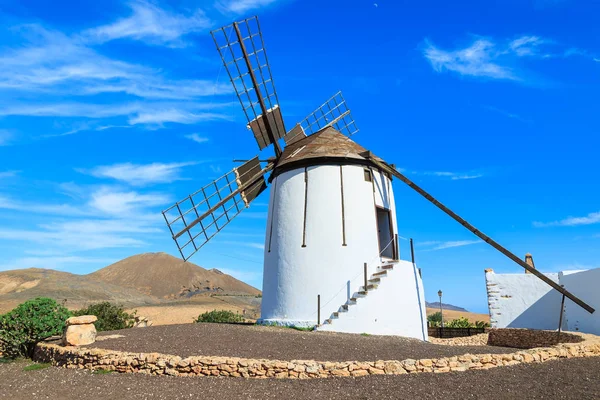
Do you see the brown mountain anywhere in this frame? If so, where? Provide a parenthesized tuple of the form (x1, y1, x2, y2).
(0, 268, 159, 313)
(89, 252, 261, 299)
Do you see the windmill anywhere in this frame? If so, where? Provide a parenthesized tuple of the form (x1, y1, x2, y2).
(162, 16, 593, 339)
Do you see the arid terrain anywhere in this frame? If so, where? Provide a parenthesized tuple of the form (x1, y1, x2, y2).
(0, 252, 487, 325)
(0, 252, 262, 320)
(2, 356, 598, 399)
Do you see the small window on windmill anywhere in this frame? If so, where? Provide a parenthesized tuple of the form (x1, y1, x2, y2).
(364, 169, 372, 182)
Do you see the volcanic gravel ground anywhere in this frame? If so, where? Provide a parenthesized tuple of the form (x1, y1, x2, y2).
(85, 323, 513, 361)
(1, 357, 599, 400)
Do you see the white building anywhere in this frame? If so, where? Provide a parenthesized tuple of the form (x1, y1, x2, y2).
(258, 127, 428, 340)
(485, 254, 600, 335)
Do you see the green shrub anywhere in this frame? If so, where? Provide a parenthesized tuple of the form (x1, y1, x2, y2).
(427, 311, 442, 327)
(73, 302, 136, 332)
(0, 297, 71, 359)
(474, 320, 490, 329)
(195, 310, 245, 324)
(445, 317, 472, 328)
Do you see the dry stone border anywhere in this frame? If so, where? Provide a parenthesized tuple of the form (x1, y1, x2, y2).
(34, 329, 600, 379)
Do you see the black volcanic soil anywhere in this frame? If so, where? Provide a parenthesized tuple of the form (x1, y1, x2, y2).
(86, 323, 513, 361)
(2, 357, 599, 400)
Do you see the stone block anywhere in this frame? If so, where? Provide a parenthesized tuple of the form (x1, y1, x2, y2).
(62, 324, 97, 346)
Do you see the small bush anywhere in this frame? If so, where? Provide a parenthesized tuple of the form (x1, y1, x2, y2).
(0, 297, 71, 359)
(427, 311, 442, 327)
(195, 310, 244, 324)
(445, 317, 472, 328)
(73, 302, 136, 332)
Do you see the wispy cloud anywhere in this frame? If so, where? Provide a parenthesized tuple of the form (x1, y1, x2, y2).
(128, 110, 229, 125)
(0, 185, 169, 254)
(425, 171, 484, 180)
(83, 0, 211, 47)
(509, 36, 547, 57)
(218, 0, 282, 14)
(88, 187, 170, 215)
(482, 105, 531, 123)
(0, 102, 232, 127)
(534, 211, 600, 227)
(82, 161, 197, 186)
(0, 170, 19, 179)
(419, 240, 482, 251)
(423, 38, 517, 81)
(185, 133, 210, 144)
(423, 34, 597, 82)
(405, 169, 485, 180)
(0, 22, 232, 133)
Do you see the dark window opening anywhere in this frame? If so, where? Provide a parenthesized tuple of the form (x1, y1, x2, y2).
(364, 169, 372, 182)
(376, 207, 394, 259)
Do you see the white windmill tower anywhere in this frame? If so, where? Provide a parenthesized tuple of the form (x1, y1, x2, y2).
(162, 16, 595, 340)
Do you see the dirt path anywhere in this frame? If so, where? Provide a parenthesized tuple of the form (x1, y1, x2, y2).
(85, 323, 513, 361)
(1, 357, 599, 399)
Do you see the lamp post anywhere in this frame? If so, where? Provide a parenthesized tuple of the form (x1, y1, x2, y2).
(438, 290, 444, 328)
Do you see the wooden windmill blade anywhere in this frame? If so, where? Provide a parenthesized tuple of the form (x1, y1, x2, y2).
(211, 16, 285, 156)
(162, 157, 272, 261)
(361, 154, 595, 315)
(286, 91, 359, 145)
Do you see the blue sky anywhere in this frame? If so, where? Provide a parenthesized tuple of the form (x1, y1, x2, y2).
(0, 0, 599, 313)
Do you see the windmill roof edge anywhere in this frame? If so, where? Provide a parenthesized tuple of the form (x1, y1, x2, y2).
(272, 126, 385, 177)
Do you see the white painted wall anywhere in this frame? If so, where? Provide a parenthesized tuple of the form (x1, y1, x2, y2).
(485, 270, 563, 330)
(317, 260, 428, 340)
(259, 164, 403, 328)
(560, 269, 600, 335)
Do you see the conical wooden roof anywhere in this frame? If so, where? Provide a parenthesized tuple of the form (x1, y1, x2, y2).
(273, 126, 383, 176)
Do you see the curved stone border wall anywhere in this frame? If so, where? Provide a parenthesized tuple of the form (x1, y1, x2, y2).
(33, 331, 600, 379)
(487, 328, 583, 349)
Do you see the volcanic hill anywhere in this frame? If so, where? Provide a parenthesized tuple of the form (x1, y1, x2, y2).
(89, 252, 261, 299)
(0, 252, 261, 314)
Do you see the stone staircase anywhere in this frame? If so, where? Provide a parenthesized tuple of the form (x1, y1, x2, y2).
(321, 260, 398, 326)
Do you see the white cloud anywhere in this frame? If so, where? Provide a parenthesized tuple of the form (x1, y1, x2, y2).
(0, 185, 169, 254)
(128, 110, 229, 125)
(419, 240, 482, 250)
(0, 170, 19, 179)
(405, 169, 484, 180)
(218, 0, 281, 14)
(84, 0, 211, 46)
(509, 36, 546, 57)
(0, 23, 233, 134)
(0, 102, 232, 127)
(0, 195, 89, 216)
(423, 38, 517, 81)
(185, 133, 210, 144)
(534, 211, 600, 227)
(424, 34, 597, 82)
(88, 187, 170, 215)
(83, 161, 197, 186)
(427, 171, 484, 180)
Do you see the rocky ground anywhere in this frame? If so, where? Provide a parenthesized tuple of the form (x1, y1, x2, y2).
(84, 323, 513, 361)
(1, 357, 599, 399)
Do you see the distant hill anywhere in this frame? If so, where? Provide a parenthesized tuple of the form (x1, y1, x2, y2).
(425, 301, 469, 312)
(0, 268, 159, 313)
(89, 252, 260, 299)
(0, 252, 261, 314)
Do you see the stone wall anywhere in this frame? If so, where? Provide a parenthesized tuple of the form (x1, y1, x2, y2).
(34, 331, 600, 379)
(488, 328, 583, 349)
